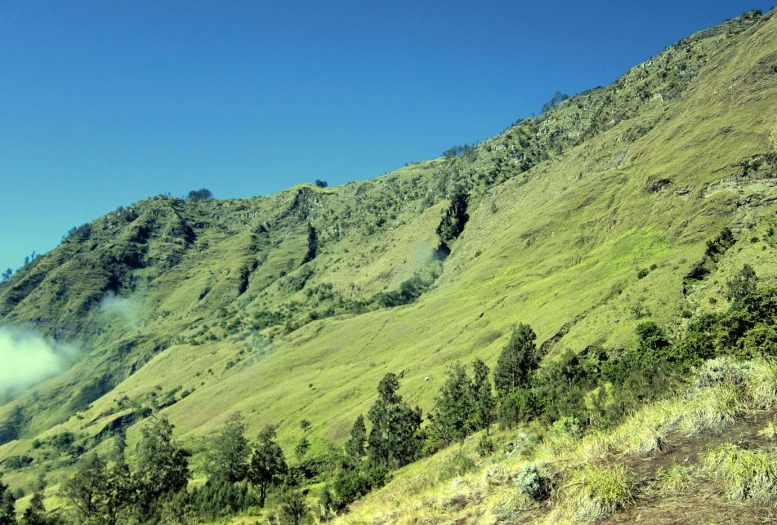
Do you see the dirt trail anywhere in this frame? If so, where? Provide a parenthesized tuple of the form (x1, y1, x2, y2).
(603, 409, 777, 524)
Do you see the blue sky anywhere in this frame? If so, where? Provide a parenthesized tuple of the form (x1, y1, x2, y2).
(0, 1, 768, 272)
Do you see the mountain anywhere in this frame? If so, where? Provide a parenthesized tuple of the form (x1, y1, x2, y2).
(1, 8, 777, 522)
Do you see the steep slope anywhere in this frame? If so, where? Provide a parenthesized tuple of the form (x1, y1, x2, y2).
(1, 8, 776, 507)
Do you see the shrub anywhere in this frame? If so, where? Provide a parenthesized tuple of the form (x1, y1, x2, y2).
(515, 462, 552, 501)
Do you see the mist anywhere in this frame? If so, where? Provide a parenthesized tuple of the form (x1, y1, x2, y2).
(99, 291, 141, 329)
(0, 326, 75, 396)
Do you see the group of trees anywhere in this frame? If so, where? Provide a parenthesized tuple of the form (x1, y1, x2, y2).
(59, 416, 190, 524)
(1, 251, 38, 283)
(541, 91, 570, 113)
(187, 188, 214, 201)
(442, 144, 474, 159)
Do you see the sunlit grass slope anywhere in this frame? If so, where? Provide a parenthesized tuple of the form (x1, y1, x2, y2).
(1, 8, 776, 512)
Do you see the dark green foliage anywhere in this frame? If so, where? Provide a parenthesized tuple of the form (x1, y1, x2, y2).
(0, 476, 16, 525)
(377, 272, 436, 307)
(727, 264, 758, 308)
(0, 268, 12, 283)
(344, 415, 366, 460)
(278, 487, 311, 525)
(295, 437, 310, 461)
(300, 420, 311, 432)
(430, 364, 475, 446)
(442, 144, 473, 159)
(248, 425, 288, 507)
(21, 492, 47, 525)
(318, 484, 334, 521)
(332, 471, 369, 510)
(205, 412, 249, 483)
(191, 480, 259, 520)
(301, 224, 318, 265)
(494, 323, 539, 396)
(314, 180, 328, 188)
(134, 416, 190, 515)
(0, 407, 24, 447)
(367, 373, 423, 469)
(476, 435, 495, 457)
(4, 456, 33, 470)
(60, 454, 111, 522)
(436, 185, 469, 247)
(62, 223, 92, 243)
(471, 358, 496, 434)
(187, 188, 214, 201)
(706, 227, 735, 259)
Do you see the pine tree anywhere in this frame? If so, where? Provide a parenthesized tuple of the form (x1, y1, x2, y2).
(494, 323, 539, 395)
(248, 425, 288, 507)
(367, 373, 422, 469)
(134, 416, 190, 515)
(430, 363, 474, 445)
(344, 415, 366, 460)
(206, 412, 250, 483)
(471, 358, 496, 435)
(0, 476, 16, 525)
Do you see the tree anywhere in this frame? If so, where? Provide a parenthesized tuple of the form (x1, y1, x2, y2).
(0, 476, 16, 525)
(344, 415, 367, 460)
(61, 453, 109, 522)
(727, 264, 758, 308)
(295, 436, 310, 461)
(248, 425, 288, 507)
(21, 492, 47, 525)
(436, 185, 469, 246)
(134, 416, 190, 508)
(206, 412, 249, 483)
(541, 91, 569, 113)
(314, 179, 328, 188)
(430, 364, 474, 445)
(278, 487, 312, 525)
(0, 268, 11, 283)
(494, 323, 539, 396)
(367, 373, 422, 469)
(187, 188, 214, 201)
(470, 358, 496, 434)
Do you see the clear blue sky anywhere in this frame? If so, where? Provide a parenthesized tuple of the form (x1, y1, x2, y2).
(0, 1, 767, 272)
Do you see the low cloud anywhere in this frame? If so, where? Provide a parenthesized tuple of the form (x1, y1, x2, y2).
(99, 291, 141, 328)
(0, 327, 75, 396)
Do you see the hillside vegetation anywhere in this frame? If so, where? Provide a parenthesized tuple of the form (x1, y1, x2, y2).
(1, 8, 777, 524)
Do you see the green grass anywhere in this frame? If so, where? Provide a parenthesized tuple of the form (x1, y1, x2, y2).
(0, 9, 776, 521)
(705, 443, 777, 502)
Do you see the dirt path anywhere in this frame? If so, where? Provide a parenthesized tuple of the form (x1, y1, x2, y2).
(603, 409, 777, 524)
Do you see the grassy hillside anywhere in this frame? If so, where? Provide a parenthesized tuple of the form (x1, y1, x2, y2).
(1, 8, 777, 521)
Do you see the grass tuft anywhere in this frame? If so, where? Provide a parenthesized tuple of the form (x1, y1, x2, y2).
(704, 443, 777, 502)
(653, 464, 694, 496)
(564, 464, 633, 522)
